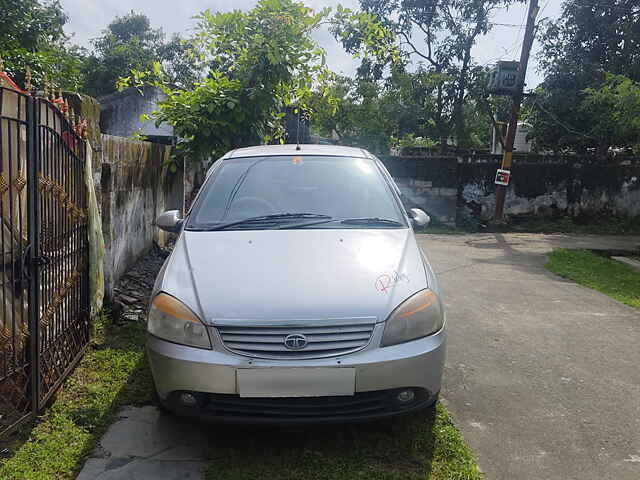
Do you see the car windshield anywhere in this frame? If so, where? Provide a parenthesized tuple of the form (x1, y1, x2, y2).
(187, 155, 405, 230)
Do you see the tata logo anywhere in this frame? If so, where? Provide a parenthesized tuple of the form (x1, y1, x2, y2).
(284, 334, 308, 350)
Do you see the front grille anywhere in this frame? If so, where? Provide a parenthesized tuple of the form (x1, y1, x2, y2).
(202, 391, 390, 420)
(214, 318, 377, 359)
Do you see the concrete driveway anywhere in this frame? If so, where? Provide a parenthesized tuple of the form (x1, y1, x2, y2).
(416, 233, 640, 480)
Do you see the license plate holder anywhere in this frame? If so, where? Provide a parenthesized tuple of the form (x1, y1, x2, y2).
(237, 367, 356, 398)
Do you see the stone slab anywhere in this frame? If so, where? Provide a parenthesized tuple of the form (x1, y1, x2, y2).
(76, 406, 211, 480)
(78, 458, 206, 480)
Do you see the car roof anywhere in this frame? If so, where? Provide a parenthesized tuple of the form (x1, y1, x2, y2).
(222, 144, 374, 160)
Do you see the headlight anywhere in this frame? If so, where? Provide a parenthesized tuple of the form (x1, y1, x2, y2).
(381, 289, 444, 347)
(147, 293, 211, 349)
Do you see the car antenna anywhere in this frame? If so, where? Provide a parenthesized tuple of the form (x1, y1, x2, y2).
(295, 108, 301, 151)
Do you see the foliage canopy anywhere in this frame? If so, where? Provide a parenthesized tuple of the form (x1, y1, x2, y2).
(121, 0, 396, 163)
(83, 11, 198, 97)
(340, 0, 525, 150)
(530, 0, 640, 155)
(5, 0, 639, 157)
(0, 0, 84, 89)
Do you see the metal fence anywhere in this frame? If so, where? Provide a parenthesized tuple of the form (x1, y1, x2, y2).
(0, 85, 90, 437)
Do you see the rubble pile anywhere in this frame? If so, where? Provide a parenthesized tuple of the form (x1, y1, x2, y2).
(110, 244, 171, 323)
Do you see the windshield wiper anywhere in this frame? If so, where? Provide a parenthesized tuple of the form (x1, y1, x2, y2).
(285, 216, 404, 229)
(339, 217, 404, 227)
(191, 213, 333, 231)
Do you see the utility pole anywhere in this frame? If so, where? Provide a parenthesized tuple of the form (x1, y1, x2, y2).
(493, 0, 540, 221)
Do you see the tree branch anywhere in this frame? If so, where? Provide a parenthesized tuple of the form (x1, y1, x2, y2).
(408, 17, 434, 61)
(398, 31, 438, 67)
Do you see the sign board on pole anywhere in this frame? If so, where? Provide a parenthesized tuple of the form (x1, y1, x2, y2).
(487, 61, 520, 95)
(495, 169, 511, 186)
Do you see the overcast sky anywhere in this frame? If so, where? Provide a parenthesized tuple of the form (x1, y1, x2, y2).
(60, 0, 561, 88)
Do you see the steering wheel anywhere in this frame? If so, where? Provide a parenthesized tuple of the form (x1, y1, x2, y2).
(228, 196, 277, 217)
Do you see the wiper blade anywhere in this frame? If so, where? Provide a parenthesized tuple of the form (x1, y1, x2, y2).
(280, 218, 339, 229)
(262, 213, 332, 220)
(195, 213, 332, 231)
(284, 216, 405, 229)
(339, 217, 404, 227)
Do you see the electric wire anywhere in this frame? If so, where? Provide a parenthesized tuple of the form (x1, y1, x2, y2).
(531, 98, 596, 140)
(483, 5, 529, 66)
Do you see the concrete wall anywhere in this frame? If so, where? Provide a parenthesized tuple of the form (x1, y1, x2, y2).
(70, 92, 182, 299)
(100, 135, 183, 298)
(459, 155, 640, 221)
(379, 156, 459, 226)
(99, 86, 173, 139)
(379, 154, 640, 226)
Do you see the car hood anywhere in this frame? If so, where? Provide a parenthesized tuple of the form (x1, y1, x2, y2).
(157, 228, 430, 325)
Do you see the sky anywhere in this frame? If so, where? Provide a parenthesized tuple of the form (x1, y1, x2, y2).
(59, 0, 562, 88)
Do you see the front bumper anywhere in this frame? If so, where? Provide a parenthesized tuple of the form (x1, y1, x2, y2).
(163, 388, 437, 424)
(147, 326, 445, 421)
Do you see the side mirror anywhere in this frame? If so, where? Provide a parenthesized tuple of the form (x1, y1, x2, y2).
(409, 208, 430, 228)
(156, 210, 183, 233)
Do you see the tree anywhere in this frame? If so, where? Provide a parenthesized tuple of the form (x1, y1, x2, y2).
(310, 73, 356, 141)
(347, 79, 398, 153)
(121, 0, 395, 164)
(337, 0, 524, 150)
(310, 63, 508, 154)
(83, 11, 198, 97)
(157, 36, 200, 90)
(582, 74, 640, 153)
(310, 69, 438, 154)
(122, 0, 330, 163)
(0, 0, 85, 89)
(539, 0, 640, 82)
(530, 0, 640, 155)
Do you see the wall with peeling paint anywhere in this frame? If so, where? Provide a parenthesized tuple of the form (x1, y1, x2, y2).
(458, 156, 640, 221)
(379, 156, 459, 225)
(68, 93, 183, 300)
(380, 155, 640, 226)
(99, 135, 183, 298)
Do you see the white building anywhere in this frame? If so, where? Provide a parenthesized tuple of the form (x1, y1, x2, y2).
(491, 122, 532, 154)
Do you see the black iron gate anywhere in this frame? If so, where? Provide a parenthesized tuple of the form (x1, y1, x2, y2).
(0, 85, 90, 437)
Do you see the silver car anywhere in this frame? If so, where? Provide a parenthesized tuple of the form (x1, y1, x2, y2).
(148, 144, 446, 422)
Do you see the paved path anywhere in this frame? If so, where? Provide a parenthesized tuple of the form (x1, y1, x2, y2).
(416, 233, 640, 480)
(77, 406, 209, 480)
(77, 233, 640, 479)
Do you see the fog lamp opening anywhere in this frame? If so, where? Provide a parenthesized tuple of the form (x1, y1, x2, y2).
(396, 389, 416, 404)
(179, 392, 198, 407)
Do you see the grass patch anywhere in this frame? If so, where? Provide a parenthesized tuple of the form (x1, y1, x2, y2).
(546, 249, 640, 309)
(0, 315, 152, 480)
(205, 403, 481, 480)
(419, 226, 464, 235)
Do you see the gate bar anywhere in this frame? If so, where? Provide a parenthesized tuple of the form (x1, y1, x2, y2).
(26, 94, 40, 415)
